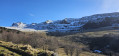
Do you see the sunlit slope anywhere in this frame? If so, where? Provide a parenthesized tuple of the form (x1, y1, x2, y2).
(0, 41, 54, 56)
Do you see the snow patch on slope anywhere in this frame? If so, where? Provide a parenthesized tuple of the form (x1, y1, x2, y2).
(9, 12, 119, 32)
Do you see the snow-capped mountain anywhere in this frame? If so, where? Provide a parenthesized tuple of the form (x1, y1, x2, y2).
(10, 12, 119, 32)
(12, 22, 26, 28)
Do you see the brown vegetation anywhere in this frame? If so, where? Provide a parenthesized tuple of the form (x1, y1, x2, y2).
(0, 41, 54, 56)
(0, 27, 84, 56)
(2, 27, 118, 56)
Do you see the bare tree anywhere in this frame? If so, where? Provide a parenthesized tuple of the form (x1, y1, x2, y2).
(64, 46, 69, 56)
(75, 48, 81, 56)
(69, 45, 75, 56)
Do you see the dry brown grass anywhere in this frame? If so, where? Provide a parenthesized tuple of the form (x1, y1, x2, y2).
(0, 41, 54, 56)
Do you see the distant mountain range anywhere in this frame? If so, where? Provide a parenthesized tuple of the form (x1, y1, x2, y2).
(8, 12, 119, 32)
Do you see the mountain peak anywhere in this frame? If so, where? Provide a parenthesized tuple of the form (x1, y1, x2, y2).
(10, 12, 119, 32)
(12, 22, 26, 28)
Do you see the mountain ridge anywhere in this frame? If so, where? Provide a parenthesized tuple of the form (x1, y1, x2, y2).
(9, 12, 119, 32)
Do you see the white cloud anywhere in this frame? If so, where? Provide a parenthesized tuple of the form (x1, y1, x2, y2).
(29, 13, 35, 16)
(101, 0, 119, 12)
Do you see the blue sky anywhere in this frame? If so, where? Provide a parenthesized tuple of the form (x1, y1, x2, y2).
(0, 0, 119, 26)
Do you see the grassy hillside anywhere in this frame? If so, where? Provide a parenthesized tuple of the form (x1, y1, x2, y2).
(0, 27, 55, 56)
(1, 26, 119, 56)
(0, 46, 20, 56)
(0, 41, 54, 56)
(57, 26, 119, 56)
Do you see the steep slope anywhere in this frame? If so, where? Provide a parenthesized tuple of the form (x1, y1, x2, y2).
(10, 12, 119, 32)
